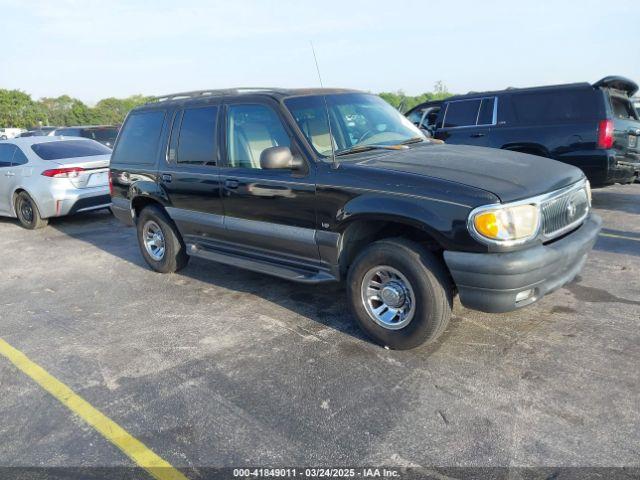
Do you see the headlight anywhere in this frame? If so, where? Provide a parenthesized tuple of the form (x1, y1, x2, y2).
(470, 204, 540, 244)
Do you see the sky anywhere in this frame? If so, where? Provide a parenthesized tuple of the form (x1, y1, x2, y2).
(1, 0, 638, 105)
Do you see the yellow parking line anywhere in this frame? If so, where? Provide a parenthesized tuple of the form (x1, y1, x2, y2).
(599, 232, 640, 242)
(0, 337, 188, 480)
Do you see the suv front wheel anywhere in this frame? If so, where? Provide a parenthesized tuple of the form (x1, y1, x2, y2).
(137, 205, 189, 273)
(347, 238, 452, 350)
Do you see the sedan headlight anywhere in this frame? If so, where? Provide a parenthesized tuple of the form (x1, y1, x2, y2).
(470, 204, 540, 245)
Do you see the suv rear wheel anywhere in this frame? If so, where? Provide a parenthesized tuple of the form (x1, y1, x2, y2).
(15, 192, 48, 230)
(347, 238, 452, 350)
(137, 205, 189, 273)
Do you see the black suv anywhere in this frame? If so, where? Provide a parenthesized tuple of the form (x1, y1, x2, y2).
(110, 88, 601, 349)
(50, 125, 120, 148)
(406, 76, 640, 187)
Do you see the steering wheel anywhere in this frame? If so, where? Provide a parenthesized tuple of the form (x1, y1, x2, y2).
(357, 129, 375, 143)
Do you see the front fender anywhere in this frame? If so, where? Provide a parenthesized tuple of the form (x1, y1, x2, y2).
(335, 193, 475, 251)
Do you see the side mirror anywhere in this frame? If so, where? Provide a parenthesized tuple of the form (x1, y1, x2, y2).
(260, 146, 302, 170)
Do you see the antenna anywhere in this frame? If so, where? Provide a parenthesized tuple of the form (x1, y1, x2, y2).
(310, 41, 338, 169)
(310, 41, 324, 88)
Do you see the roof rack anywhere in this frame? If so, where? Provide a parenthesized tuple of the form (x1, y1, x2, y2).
(148, 87, 280, 104)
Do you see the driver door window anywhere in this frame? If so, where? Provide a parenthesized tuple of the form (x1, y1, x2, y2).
(226, 104, 290, 169)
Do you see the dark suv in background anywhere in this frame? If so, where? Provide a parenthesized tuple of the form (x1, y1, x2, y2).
(406, 76, 640, 186)
(50, 125, 120, 148)
(110, 88, 600, 349)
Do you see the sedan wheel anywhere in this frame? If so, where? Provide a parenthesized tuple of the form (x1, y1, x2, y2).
(15, 192, 48, 230)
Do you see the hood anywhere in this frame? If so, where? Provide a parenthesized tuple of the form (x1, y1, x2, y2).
(356, 144, 584, 203)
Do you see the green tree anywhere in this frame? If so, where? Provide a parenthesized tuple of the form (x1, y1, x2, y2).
(0, 89, 47, 128)
(379, 81, 452, 113)
(38, 95, 93, 126)
(91, 95, 152, 124)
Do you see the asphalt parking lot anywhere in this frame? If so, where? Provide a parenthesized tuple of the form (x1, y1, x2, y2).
(0, 184, 639, 477)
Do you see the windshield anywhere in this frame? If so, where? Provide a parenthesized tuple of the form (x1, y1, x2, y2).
(32, 140, 111, 160)
(285, 93, 424, 157)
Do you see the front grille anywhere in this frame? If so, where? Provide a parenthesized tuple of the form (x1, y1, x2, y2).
(540, 186, 589, 238)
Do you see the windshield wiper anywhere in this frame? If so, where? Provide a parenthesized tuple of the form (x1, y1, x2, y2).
(335, 144, 408, 156)
(400, 136, 426, 145)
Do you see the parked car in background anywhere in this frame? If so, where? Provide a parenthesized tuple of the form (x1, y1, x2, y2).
(0, 128, 26, 140)
(0, 137, 112, 229)
(406, 76, 640, 187)
(19, 126, 58, 137)
(49, 125, 120, 148)
(110, 88, 600, 349)
(405, 100, 443, 136)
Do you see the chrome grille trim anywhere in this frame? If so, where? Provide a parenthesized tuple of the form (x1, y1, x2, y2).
(540, 183, 590, 240)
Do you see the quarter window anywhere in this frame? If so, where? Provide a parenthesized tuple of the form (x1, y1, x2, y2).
(176, 106, 218, 165)
(443, 100, 481, 128)
(112, 110, 166, 165)
(511, 90, 598, 124)
(226, 104, 290, 169)
(12, 147, 29, 166)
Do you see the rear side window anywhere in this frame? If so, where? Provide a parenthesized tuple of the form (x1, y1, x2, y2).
(176, 106, 218, 165)
(511, 89, 598, 124)
(477, 98, 495, 125)
(112, 110, 165, 165)
(610, 96, 638, 120)
(443, 99, 481, 128)
(31, 140, 111, 160)
(0, 144, 14, 167)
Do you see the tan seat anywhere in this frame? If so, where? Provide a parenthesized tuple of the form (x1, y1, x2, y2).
(231, 122, 277, 169)
(303, 116, 333, 155)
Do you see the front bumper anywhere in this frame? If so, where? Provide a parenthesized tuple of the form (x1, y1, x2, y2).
(443, 214, 602, 313)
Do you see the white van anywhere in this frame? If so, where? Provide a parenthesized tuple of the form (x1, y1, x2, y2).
(0, 128, 25, 140)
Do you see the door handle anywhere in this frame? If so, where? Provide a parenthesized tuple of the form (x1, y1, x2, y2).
(225, 179, 239, 189)
(5, 172, 15, 177)
(161, 173, 172, 183)
(470, 133, 486, 138)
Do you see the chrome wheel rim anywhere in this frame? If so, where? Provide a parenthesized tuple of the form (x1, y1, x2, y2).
(143, 220, 165, 261)
(361, 265, 416, 330)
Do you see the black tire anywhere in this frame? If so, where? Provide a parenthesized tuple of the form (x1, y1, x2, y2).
(15, 192, 48, 230)
(136, 205, 189, 273)
(347, 238, 453, 350)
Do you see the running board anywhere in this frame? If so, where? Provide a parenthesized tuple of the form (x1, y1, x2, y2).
(186, 243, 337, 284)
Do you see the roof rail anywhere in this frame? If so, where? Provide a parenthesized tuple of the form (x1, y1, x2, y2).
(148, 87, 280, 104)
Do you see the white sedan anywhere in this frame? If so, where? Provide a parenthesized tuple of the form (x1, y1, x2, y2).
(0, 137, 111, 229)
